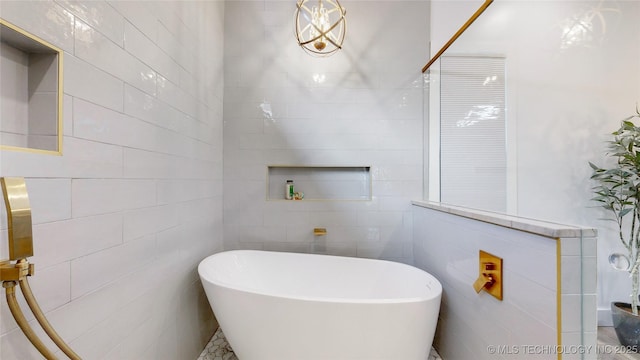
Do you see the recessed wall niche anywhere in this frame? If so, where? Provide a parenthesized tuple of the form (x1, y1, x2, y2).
(268, 166, 372, 201)
(0, 18, 63, 154)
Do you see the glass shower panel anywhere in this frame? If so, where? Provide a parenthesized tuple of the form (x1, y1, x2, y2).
(438, 56, 506, 212)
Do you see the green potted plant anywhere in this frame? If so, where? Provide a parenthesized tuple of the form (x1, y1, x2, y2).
(590, 105, 640, 350)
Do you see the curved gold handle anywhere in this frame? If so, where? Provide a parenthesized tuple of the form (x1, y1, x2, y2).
(472, 273, 495, 293)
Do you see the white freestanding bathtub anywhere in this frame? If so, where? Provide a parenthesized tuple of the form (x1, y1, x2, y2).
(198, 250, 442, 360)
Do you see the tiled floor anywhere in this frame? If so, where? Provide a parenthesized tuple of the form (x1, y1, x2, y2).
(197, 327, 443, 360)
(197, 328, 237, 360)
(198, 326, 640, 360)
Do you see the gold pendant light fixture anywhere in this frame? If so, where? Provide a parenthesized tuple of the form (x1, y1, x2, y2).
(295, 0, 346, 56)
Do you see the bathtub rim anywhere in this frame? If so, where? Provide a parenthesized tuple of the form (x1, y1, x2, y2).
(198, 249, 443, 305)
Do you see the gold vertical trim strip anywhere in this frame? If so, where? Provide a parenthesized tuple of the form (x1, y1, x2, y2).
(56, 43, 64, 155)
(421, 0, 494, 73)
(556, 238, 562, 360)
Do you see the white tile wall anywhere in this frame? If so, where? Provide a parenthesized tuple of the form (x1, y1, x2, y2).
(0, 1, 608, 359)
(0, 1, 224, 359)
(223, 1, 429, 263)
(413, 204, 598, 360)
(429, 0, 640, 322)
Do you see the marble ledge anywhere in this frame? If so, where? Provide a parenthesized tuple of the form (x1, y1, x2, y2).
(411, 200, 597, 239)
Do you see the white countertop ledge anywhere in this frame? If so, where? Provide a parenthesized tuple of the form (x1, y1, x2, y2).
(411, 200, 597, 239)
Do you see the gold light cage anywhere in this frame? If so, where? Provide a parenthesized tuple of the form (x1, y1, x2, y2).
(295, 0, 346, 56)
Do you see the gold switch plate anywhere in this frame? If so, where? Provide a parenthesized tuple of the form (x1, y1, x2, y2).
(479, 250, 503, 301)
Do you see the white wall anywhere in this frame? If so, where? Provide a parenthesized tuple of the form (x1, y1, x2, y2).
(413, 203, 598, 360)
(430, 0, 640, 324)
(0, 1, 224, 359)
(223, 0, 429, 263)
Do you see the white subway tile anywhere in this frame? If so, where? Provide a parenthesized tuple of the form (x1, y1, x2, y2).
(123, 204, 179, 242)
(561, 237, 598, 257)
(505, 270, 556, 329)
(73, 97, 156, 150)
(156, 75, 198, 118)
(64, 137, 124, 178)
(157, 22, 193, 74)
(63, 94, 73, 137)
(56, 0, 125, 47)
(357, 243, 404, 260)
(0, 328, 49, 360)
(562, 294, 588, 333)
(27, 261, 71, 313)
(0, 2, 223, 359)
(71, 234, 156, 299)
(124, 84, 206, 143)
(235, 226, 287, 243)
(123, 148, 174, 180)
(108, 1, 158, 41)
(75, 19, 157, 96)
(357, 211, 403, 227)
(0, 136, 122, 179)
(0, 1, 75, 53)
(31, 213, 123, 268)
(72, 179, 156, 217)
(156, 180, 216, 205)
(25, 178, 72, 224)
(124, 21, 178, 83)
(64, 55, 124, 112)
(45, 276, 126, 343)
(562, 255, 598, 295)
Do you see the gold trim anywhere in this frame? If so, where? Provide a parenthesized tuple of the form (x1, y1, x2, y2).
(4, 281, 60, 360)
(0, 18, 63, 53)
(473, 250, 503, 300)
(556, 238, 562, 360)
(0, 144, 62, 156)
(1, 177, 34, 260)
(421, 0, 493, 73)
(0, 18, 64, 156)
(57, 40, 64, 155)
(20, 277, 82, 360)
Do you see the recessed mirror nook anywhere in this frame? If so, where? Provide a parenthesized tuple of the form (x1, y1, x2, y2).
(0, 18, 63, 154)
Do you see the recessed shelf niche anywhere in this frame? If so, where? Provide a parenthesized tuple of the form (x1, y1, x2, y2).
(0, 18, 63, 154)
(267, 166, 372, 201)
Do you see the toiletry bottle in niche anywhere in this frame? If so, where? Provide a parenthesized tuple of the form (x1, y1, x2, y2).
(286, 180, 294, 200)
